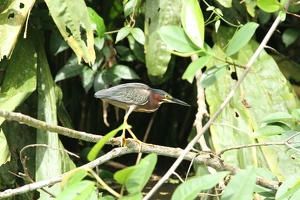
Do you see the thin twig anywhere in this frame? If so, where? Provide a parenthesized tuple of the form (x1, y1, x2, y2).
(143, 1, 291, 199)
(135, 112, 156, 165)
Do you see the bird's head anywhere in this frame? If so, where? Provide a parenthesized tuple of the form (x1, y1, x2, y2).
(149, 88, 190, 107)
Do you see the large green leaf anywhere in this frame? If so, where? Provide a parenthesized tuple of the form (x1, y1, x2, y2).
(172, 171, 229, 200)
(0, 0, 36, 60)
(181, 0, 205, 49)
(222, 167, 256, 200)
(35, 33, 75, 199)
(0, 33, 37, 165)
(158, 26, 200, 55)
(44, 0, 95, 64)
(206, 26, 300, 181)
(145, 0, 184, 84)
(125, 153, 157, 194)
(226, 22, 259, 56)
(276, 172, 300, 200)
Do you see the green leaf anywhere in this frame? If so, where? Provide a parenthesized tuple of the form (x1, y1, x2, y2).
(0, 32, 37, 166)
(257, 0, 280, 13)
(0, 129, 10, 165)
(145, 0, 184, 84)
(87, 7, 106, 37)
(126, 153, 157, 194)
(62, 168, 89, 189)
(44, 0, 95, 64)
(222, 167, 256, 200)
(55, 55, 84, 82)
(0, 0, 35, 60)
(216, 0, 232, 8)
(87, 124, 129, 161)
(181, 0, 205, 48)
(56, 180, 95, 200)
(172, 172, 229, 200)
(226, 22, 259, 56)
(95, 37, 105, 50)
(200, 64, 227, 88)
(114, 165, 139, 185)
(252, 125, 285, 137)
(82, 66, 95, 93)
(292, 109, 300, 121)
(124, 0, 138, 17)
(110, 65, 140, 80)
(119, 192, 143, 200)
(35, 33, 75, 199)
(116, 27, 131, 43)
(182, 56, 212, 83)
(261, 112, 293, 124)
(131, 28, 145, 45)
(127, 35, 145, 62)
(282, 28, 300, 47)
(158, 26, 200, 54)
(276, 172, 300, 200)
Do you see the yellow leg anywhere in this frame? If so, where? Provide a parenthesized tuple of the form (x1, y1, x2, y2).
(119, 106, 143, 151)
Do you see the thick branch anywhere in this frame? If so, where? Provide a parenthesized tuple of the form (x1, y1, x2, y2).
(0, 143, 279, 199)
(0, 110, 280, 198)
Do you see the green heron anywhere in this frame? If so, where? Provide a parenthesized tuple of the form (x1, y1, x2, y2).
(94, 83, 190, 146)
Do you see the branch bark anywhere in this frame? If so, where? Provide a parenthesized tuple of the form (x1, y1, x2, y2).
(0, 109, 280, 199)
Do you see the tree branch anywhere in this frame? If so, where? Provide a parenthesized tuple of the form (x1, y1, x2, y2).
(0, 140, 280, 199)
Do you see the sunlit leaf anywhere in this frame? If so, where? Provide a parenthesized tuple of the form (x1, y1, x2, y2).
(87, 124, 129, 161)
(181, 0, 205, 48)
(44, 0, 96, 64)
(222, 167, 256, 200)
(172, 172, 229, 200)
(131, 28, 145, 45)
(145, 0, 184, 84)
(182, 56, 212, 83)
(87, 7, 106, 37)
(276, 172, 300, 200)
(36, 33, 75, 199)
(124, 0, 138, 17)
(116, 27, 131, 43)
(62, 168, 89, 188)
(226, 22, 259, 56)
(158, 26, 200, 54)
(252, 125, 285, 137)
(0, 0, 35, 60)
(257, 0, 280, 13)
(261, 112, 293, 124)
(126, 153, 157, 194)
(56, 180, 95, 200)
(114, 165, 139, 185)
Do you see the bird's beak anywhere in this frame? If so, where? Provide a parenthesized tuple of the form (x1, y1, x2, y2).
(163, 96, 190, 107)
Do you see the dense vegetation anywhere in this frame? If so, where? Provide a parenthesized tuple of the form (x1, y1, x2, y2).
(1, 0, 300, 199)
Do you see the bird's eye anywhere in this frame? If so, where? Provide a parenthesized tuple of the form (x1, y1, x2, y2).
(165, 94, 172, 99)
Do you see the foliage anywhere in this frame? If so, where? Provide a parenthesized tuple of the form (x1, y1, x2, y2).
(0, 0, 300, 199)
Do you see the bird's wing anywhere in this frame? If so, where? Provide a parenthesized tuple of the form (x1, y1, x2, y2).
(95, 83, 150, 106)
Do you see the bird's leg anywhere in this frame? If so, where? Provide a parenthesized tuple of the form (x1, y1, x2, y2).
(120, 106, 143, 151)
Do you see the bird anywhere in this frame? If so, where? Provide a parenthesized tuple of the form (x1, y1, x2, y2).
(94, 83, 190, 147)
